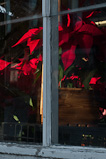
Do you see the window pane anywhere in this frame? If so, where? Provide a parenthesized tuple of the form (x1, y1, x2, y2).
(58, 0, 106, 11)
(0, 0, 42, 22)
(58, 7, 106, 147)
(0, 15, 43, 143)
(78, 0, 106, 8)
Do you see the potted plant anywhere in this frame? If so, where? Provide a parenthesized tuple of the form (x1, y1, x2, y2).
(1, 9, 105, 126)
(58, 10, 106, 125)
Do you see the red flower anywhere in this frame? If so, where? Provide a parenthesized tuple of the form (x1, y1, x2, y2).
(12, 58, 38, 75)
(89, 77, 101, 85)
(12, 27, 43, 47)
(0, 59, 11, 71)
(59, 10, 103, 70)
(61, 45, 76, 71)
(27, 39, 42, 54)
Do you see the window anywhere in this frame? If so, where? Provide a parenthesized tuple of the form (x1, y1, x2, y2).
(0, 0, 106, 158)
(0, 0, 42, 144)
(58, 7, 106, 147)
(42, 0, 106, 148)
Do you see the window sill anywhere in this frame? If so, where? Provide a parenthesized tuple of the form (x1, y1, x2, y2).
(0, 142, 106, 159)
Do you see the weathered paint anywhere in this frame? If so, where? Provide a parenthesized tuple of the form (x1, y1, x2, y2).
(0, 143, 106, 159)
(0, 1, 106, 159)
(42, 0, 58, 146)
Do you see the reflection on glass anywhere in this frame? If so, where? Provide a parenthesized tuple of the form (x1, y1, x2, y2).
(58, 0, 106, 11)
(58, 8, 106, 147)
(0, 0, 42, 22)
(0, 18, 43, 143)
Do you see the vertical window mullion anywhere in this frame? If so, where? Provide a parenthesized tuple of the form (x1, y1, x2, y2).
(42, 0, 58, 146)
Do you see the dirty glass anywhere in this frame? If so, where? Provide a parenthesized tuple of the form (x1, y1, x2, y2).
(0, 1, 43, 143)
(58, 7, 106, 147)
(58, 0, 106, 11)
(0, 0, 42, 22)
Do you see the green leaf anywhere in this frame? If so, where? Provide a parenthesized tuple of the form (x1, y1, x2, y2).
(82, 70, 96, 89)
(13, 115, 20, 123)
(34, 68, 40, 74)
(34, 70, 42, 84)
(59, 47, 62, 55)
(64, 64, 75, 76)
(29, 98, 33, 107)
(67, 83, 73, 88)
(23, 95, 35, 110)
(59, 64, 64, 82)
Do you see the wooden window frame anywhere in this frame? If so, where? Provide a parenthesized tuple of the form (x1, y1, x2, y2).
(1, 1, 106, 159)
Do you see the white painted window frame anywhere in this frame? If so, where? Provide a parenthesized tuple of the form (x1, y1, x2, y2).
(0, 1, 106, 159)
(42, 0, 106, 146)
(42, 0, 58, 146)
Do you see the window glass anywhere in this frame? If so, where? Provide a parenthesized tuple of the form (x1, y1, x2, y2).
(0, 3, 43, 143)
(58, 0, 106, 11)
(78, 0, 106, 8)
(0, 0, 42, 22)
(58, 7, 106, 147)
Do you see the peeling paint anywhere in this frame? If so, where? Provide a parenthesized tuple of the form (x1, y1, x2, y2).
(0, 143, 106, 159)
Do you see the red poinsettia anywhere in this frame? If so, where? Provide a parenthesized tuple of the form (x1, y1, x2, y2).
(9, 9, 105, 93)
(11, 10, 103, 73)
(59, 10, 103, 71)
(12, 27, 43, 48)
(11, 54, 40, 75)
(0, 59, 11, 71)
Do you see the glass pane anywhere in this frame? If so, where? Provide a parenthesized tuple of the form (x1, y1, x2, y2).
(0, 0, 42, 22)
(0, 15, 43, 143)
(58, 0, 106, 11)
(78, 0, 106, 8)
(58, 7, 106, 147)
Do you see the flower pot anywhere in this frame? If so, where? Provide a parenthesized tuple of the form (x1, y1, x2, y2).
(59, 88, 99, 126)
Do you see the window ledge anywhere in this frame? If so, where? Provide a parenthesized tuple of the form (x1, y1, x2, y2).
(0, 142, 106, 159)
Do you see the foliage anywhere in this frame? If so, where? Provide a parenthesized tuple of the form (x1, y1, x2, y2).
(0, 9, 106, 122)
